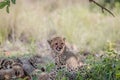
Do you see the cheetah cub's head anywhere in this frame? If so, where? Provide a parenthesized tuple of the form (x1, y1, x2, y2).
(48, 37, 66, 54)
(12, 63, 24, 78)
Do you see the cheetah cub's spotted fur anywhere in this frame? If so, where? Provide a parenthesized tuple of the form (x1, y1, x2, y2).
(0, 58, 13, 70)
(48, 37, 80, 72)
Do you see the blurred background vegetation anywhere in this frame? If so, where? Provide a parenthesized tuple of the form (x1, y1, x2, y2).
(0, 0, 120, 80)
(0, 0, 120, 55)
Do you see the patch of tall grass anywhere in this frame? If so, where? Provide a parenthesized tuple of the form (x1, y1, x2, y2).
(0, 0, 120, 53)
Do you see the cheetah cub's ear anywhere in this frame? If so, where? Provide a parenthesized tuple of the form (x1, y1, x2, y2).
(63, 37, 66, 41)
(47, 37, 65, 45)
(47, 39, 52, 45)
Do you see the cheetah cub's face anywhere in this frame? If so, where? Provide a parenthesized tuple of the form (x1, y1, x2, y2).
(48, 37, 66, 55)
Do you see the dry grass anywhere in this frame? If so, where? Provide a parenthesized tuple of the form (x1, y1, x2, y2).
(0, 0, 120, 56)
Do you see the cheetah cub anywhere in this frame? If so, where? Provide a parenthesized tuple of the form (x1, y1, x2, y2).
(48, 37, 80, 71)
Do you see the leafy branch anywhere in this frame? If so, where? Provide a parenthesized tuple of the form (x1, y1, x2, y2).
(0, 0, 16, 13)
(0, 0, 115, 17)
(89, 0, 115, 17)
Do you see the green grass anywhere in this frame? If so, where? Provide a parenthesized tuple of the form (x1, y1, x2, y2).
(29, 49, 120, 80)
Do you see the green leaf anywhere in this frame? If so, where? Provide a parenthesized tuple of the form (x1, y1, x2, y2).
(11, 0, 16, 4)
(6, 0, 10, 6)
(116, 73, 120, 78)
(6, 5, 9, 13)
(0, 2, 7, 9)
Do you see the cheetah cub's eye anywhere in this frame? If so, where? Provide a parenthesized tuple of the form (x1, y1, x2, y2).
(61, 43, 64, 45)
(55, 43, 58, 45)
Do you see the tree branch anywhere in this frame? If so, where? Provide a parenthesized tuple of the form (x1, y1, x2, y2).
(89, 0, 115, 17)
